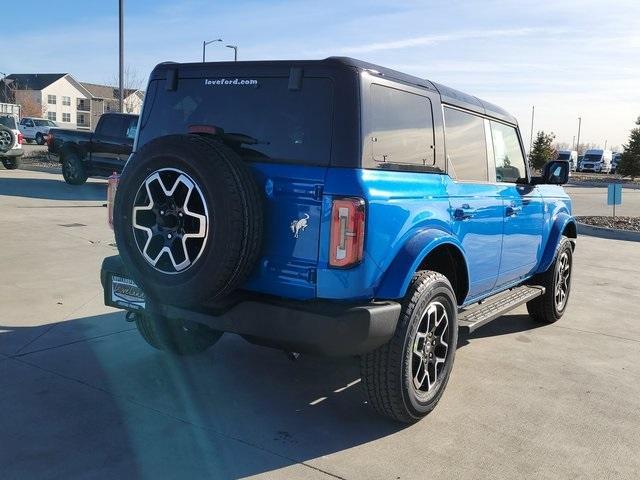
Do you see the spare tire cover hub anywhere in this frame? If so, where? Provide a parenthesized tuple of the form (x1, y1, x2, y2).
(132, 167, 209, 274)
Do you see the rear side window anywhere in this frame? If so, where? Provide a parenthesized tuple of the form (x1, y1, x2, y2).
(367, 84, 435, 168)
(99, 116, 125, 137)
(489, 121, 527, 183)
(138, 77, 333, 165)
(444, 108, 488, 182)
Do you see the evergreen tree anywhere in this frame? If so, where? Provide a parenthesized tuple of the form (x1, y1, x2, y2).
(529, 131, 556, 171)
(618, 117, 640, 180)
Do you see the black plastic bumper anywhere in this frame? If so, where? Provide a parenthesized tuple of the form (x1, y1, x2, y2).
(101, 255, 401, 356)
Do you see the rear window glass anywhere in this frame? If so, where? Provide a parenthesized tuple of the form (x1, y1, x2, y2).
(0, 115, 17, 129)
(138, 77, 333, 165)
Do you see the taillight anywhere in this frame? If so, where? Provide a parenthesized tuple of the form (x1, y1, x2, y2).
(17, 133, 23, 145)
(107, 172, 120, 230)
(329, 197, 365, 268)
(46, 133, 53, 146)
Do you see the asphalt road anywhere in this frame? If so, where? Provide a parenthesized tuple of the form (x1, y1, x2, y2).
(1, 168, 639, 479)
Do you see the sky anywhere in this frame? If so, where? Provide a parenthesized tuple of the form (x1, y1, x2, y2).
(2, 0, 639, 149)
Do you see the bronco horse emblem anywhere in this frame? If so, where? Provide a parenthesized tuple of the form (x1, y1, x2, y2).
(290, 213, 310, 238)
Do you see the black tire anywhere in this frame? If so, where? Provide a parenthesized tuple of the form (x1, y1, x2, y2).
(527, 236, 573, 324)
(2, 157, 21, 170)
(135, 312, 223, 355)
(361, 271, 458, 423)
(36, 132, 45, 145)
(62, 152, 89, 185)
(0, 126, 15, 153)
(114, 134, 263, 307)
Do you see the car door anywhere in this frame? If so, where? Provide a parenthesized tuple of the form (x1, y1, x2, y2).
(489, 120, 544, 287)
(90, 115, 128, 172)
(444, 107, 503, 300)
(21, 119, 35, 139)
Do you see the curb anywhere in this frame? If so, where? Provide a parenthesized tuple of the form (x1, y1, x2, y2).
(577, 222, 640, 242)
(568, 180, 640, 190)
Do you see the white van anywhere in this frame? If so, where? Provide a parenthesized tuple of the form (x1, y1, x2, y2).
(557, 150, 577, 171)
(580, 149, 612, 173)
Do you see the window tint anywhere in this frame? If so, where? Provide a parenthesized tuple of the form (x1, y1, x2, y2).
(368, 84, 434, 168)
(0, 115, 17, 129)
(444, 108, 488, 182)
(125, 117, 138, 139)
(138, 77, 333, 165)
(490, 121, 527, 182)
(99, 116, 124, 137)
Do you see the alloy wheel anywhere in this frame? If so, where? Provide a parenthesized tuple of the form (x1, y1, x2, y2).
(555, 251, 571, 311)
(132, 168, 208, 274)
(411, 301, 450, 394)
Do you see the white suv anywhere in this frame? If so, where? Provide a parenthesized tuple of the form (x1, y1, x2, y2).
(19, 117, 57, 145)
(0, 114, 24, 169)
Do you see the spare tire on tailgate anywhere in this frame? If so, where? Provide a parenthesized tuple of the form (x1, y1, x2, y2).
(113, 134, 263, 307)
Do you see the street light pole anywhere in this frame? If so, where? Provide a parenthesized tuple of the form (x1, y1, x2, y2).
(226, 45, 238, 61)
(529, 105, 535, 154)
(576, 117, 582, 154)
(202, 38, 223, 62)
(118, 0, 124, 113)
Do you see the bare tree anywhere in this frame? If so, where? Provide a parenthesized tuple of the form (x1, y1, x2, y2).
(106, 64, 145, 113)
(14, 90, 46, 118)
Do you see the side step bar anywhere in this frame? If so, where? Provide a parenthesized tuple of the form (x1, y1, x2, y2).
(458, 285, 545, 334)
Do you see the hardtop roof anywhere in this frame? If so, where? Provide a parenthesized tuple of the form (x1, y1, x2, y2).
(150, 57, 518, 125)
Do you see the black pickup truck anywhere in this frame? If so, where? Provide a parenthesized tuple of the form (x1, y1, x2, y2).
(48, 112, 139, 185)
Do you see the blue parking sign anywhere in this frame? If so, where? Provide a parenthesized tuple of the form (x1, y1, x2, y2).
(607, 184, 622, 206)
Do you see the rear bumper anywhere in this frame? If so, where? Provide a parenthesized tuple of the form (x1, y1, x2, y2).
(100, 255, 400, 356)
(1, 148, 23, 158)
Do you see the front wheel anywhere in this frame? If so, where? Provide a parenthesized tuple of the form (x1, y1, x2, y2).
(361, 271, 458, 423)
(527, 236, 573, 323)
(62, 153, 88, 185)
(2, 157, 21, 170)
(135, 312, 223, 355)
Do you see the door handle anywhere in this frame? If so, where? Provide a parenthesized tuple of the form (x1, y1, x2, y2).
(454, 205, 476, 221)
(506, 205, 522, 217)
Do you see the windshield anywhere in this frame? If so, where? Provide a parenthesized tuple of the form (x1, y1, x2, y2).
(138, 76, 333, 165)
(557, 153, 571, 160)
(584, 154, 602, 161)
(0, 115, 17, 129)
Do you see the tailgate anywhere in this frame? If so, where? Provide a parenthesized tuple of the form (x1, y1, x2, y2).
(243, 162, 326, 299)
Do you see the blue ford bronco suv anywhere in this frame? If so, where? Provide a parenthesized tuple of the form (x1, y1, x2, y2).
(102, 57, 576, 423)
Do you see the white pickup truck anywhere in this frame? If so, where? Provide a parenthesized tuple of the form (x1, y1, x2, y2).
(19, 117, 57, 145)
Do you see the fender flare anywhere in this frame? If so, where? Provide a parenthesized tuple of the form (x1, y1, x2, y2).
(536, 212, 577, 274)
(375, 228, 469, 300)
(60, 143, 86, 163)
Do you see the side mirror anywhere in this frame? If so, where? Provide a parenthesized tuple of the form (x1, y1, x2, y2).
(532, 160, 569, 185)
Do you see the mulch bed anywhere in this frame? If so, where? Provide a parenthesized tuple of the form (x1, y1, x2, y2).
(576, 216, 640, 232)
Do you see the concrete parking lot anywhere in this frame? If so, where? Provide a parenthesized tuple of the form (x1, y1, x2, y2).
(1, 167, 639, 479)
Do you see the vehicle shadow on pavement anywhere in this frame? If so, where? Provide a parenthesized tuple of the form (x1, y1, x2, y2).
(0, 313, 401, 478)
(457, 313, 546, 348)
(0, 176, 106, 202)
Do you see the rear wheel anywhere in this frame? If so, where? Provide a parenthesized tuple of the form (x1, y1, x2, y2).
(361, 271, 458, 423)
(527, 236, 573, 323)
(2, 158, 20, 170)
(62, 153, 88, 185)
(36, 133, 45, 145)
(135, 312, 223, 355)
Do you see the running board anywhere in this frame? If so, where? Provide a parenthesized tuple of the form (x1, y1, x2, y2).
(458, 285, 545, 334)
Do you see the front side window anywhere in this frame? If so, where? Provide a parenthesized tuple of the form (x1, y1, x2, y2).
(490, 121, 527, 183)
(47, 112, 56, 121)
(62, 113, 70, 122)
(444, 107, 488, 182)
(62, 96, 71, 106)
(47, 94, 56, 105)
(368, 84, 435, 168)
